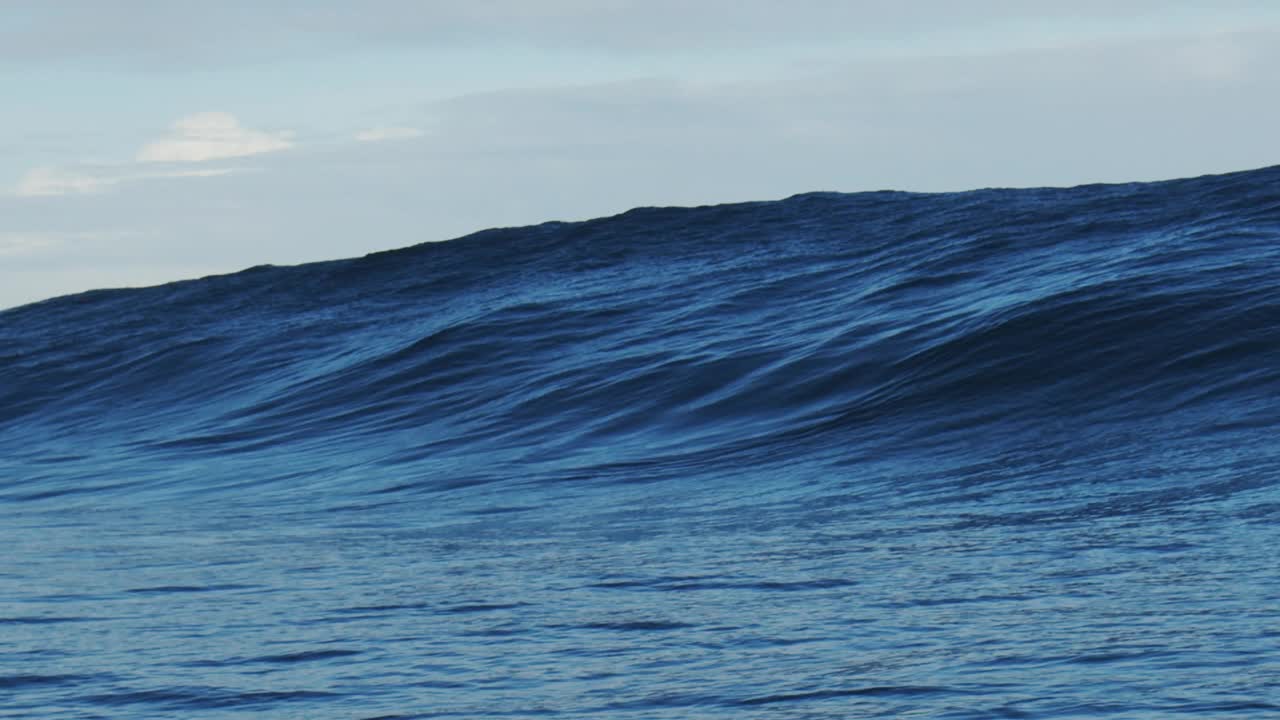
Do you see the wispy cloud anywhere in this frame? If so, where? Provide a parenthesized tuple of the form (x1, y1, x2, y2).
(355, 126, 424, 142)
(5, 2, 1278, 67)
(137, 112, 293, 163)
(14, 164, 238, 198)
(16, 166, 119, 197)
(12, 112, 274, 197)
(1174, 32, 1253, 81)
(0, 232, 61, 257)
(0, 230, 142, 258)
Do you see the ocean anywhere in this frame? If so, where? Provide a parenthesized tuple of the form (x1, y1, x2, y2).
(2, 166, 1278, 718)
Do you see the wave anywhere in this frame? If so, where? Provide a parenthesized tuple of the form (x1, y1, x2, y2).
(2, 166, 1279, 505)
(5, 166, 1280, 720)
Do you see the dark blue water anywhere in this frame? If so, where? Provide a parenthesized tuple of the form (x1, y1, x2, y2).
(3, 166, 1279, 718)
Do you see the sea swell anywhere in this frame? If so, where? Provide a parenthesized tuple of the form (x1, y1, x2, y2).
(2, 166, 1278, 718)
(4, 167, 1278, 503)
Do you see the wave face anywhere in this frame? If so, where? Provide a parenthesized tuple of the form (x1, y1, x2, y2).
(3, 167, 1279, 718)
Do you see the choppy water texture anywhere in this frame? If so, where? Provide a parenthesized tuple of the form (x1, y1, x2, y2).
(3, 166, 1279, 719)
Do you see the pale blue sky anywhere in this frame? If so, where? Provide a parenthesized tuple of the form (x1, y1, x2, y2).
(3, 1, 1279, 309)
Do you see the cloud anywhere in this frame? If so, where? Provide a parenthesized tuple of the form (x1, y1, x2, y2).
(15, 166, 119, 197)
(0, 230, 143, 259)
(13, 164, 239, 198)
(154, 167, 242, 180)
(1174, 33, 1252, 81)
(0, 232, 61, 257)
(12, 112, 271, 197)
(355, 126, 424, 142)
(136, 112, 293, 163)
(2, 1, 1277, 68)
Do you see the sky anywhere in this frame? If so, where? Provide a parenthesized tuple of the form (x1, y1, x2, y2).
(3, 1, 1279, 309)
